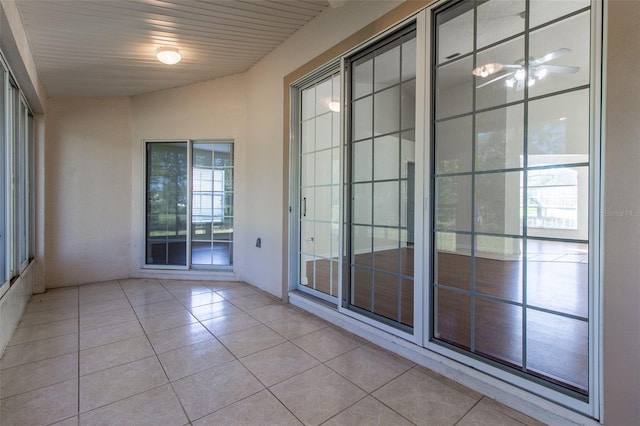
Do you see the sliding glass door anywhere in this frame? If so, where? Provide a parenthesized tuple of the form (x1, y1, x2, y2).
(145, 140, 234, 269)
(432, 0, 592, 396)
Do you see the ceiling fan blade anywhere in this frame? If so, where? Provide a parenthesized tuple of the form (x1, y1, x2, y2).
(530, 48, 572, 66)
(538, 64, 580, 74)
(476, 72, 514, 89)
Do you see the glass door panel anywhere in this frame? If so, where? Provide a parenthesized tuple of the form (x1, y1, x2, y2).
(347, 25, 416, 329)
(298, 73, 341, 299)
(146, 142, 188, 266)
(191, 142, 234, 266)
(432, 0, 592, 396)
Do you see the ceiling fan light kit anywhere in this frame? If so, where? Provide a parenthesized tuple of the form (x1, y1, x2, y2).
(474, 48, 578, 91)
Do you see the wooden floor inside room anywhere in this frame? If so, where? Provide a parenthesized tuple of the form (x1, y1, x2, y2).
(305, 243, 588, 394)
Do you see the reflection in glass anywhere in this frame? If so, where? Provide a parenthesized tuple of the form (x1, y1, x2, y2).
(475, 171, 522, 235)
(476, 105, 523, 171)
(529, 0, 590, 29)
(436, 116, 472, 174)
(475, 236, 523, 302)
(374, 86, 400, 135)
(436, 1, 473, 64)
(146, 142, 188, 266)
(374, 135, 399, 181)
(476, 298, 523, 366)
(436, 56, 473, 119)
(435, 232, 472, 290)
(191, 142, 234, 266)
(528, 11, 590, 97)
(353, 57, 373, 99)
(374, 45, 400, 92)
(528, 89, 589, 165)
(477, 0, 525, 48)
(527, 240, 588, 318)
(475, 36, 524, 110)
(373, 181, 399, 227)
(435, 175, 472, 232)
(435, 287, 471, 349)
(353, 96, 373, 140)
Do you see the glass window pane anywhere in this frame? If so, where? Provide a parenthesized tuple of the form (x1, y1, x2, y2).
(476, 298, 523, 366)
(475, 236, 523, 302)
(353, 56, 373, 98)
(436, 175, 472, 232)
(528, 89, 589, 166)
(527, 240, 588, 318)
(302, 86, 315, 120)
(401, 131, 415, 179)
(315, 149, 332, 186)
(529, 0, 590, 28)
(315, 113, 332, 151)
(526, 166, 588, 239)
(302, 119, 314, 153)
(146, 142, 188, 266)
(352, 140, 372, 183)
(352, 225, 373, 267)
(436, 116, 472, 174)
(374, 86, 400, 135)
(435, 287, 471, 349)
(528, 11, 590, 98)
(374, 227, 400, 274)
(526, 309, 588, 394)
(374, 44, 400, 92)
(475, 171, 523, 235)
(401, 79, 416, 130)
(435, 232, 471, 290)
(475, 36, 525, 110)
(476, 105, 524, 171)
(437, 2, 473, 64)
(402, 36, 417, 80)
(477, 0, 525, 49)
(315, 186, 332, 222)
(373, 181, 399, 227)
(436, 56, 473, 119)
(316, 78, 332, 115)
(353, 96, 373, 140)
(374, 135, 399, 181)
(352, 183, 372, 225)
(373, 272, 400, 321)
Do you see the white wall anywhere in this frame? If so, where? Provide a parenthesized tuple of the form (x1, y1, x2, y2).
(242, 0, 403, 294)
(130, 74, 247, 283)
(45, 98, 132, 286)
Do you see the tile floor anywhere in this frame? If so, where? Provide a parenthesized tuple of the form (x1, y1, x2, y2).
(0, 279, 544, 426)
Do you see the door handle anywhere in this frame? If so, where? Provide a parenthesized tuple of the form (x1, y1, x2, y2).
(303, 197, 307, 217)
(306, 237, 314, 242)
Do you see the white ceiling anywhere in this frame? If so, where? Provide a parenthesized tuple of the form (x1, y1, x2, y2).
(15, 0, 330, 98)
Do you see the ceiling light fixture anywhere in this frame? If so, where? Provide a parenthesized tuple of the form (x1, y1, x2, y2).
(472, 63, 503, 78)
(156, 47, 182, 65)
(328, 101, 341, 112)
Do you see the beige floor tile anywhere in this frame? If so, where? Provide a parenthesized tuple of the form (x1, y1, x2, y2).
(229, 292, 280, 310)
(122, 284, 166, 299)
(79, 307, 137, 331)
(10, 318, 78, 345)
(133, 299, 186, 319)
(266, 313, 329, 340)
(0, 352, 78, 398)
(200, 311, 260, 336)
(193, 389, 302, 426)
(79, 356, 168, 412)
(172, 360, 264, 421)
(176, 291, 225, 308)
(18, 307, 79, 328)
(25, 295, 79, 314)
(189, 301, 241, 321)
(78, 280, 121, 294)
(322, 396, 414, 426)
(270, 365, 367, 426)
(78, 298, 131, 317)
(137, 309, 199, 334)
(372, 368, 479, 426)
(240, 342, 320, 387)
(246, 303, 298, 323)
(79, 319, 144, 350)
(217, 324, 286, 358)
(216, 286, 260, 300)
(206, 281, 250, 292)
(158, 338, 235, 381)
(164, 284, 213, 299)
(147, 322, 215, 354)
(28, 287, 78, 303)
(458, 398, 545, 426)
(326, 344, 413, 392)
(79, 384, 188, 426)
(78, 289, 127, 306)
(51, 416, 79, 426)
(0, 333, 78, 370)
(80, 335, 155, 376)
(291, 327, 365, 362)
(0, 379, 77, 426)
(127, 289, 176, 307)
(118, 278, 162, 290)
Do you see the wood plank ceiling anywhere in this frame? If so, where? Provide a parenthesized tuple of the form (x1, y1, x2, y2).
(16, 0, 330, 97)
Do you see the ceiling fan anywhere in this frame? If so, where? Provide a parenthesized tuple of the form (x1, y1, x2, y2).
(473, 48, 579, 91)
